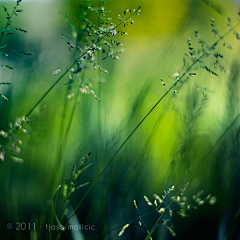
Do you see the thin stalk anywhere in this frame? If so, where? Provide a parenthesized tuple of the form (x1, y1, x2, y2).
(55, 76, 85, 240)
(47, 68, 86, 240)
(97, 2, 107, 239)
(52, 79, 72, 184)
(45, 76, 72, 240)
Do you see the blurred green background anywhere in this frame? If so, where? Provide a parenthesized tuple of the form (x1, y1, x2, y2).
(1, 0, 240, 239)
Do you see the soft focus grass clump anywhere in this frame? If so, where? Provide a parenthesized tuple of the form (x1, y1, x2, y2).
(1, 0, 240, 240)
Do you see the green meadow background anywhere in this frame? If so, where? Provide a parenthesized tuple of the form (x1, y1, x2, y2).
(1, 0, 240, 239)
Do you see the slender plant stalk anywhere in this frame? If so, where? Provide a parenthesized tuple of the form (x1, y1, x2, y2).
(47, 65, 85, 240)
(96, 1, 107, 238)
(45, 79, 71, 240)
(51, 68, 87, 240)
(55, 91, 81, 240)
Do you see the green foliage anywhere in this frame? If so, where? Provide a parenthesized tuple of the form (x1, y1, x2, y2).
(1, 1, 240, 240)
